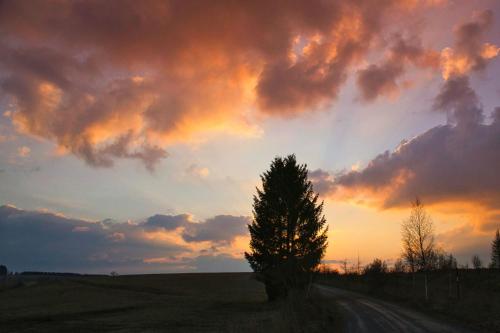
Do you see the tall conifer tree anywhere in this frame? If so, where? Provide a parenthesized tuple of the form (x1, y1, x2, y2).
(245, 155, 328, 300)
(491, 229, 500, 269)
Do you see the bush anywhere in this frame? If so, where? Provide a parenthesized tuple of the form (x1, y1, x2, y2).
(363, 258, 387, 275)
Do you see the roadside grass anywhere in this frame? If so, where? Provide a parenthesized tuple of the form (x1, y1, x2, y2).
(0, 273, 341, 332)
(317, 269, 500, 332)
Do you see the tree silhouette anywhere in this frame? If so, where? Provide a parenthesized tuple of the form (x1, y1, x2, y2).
(363, 258, 388, 289)
(401, 198, 435, 300)
(245, 155, 328, 301)
(393, 258, 406, 273)
(472, 255, 482, 270)
(363, 258, 387, 275)
(491, 229, 500, 269)
(0, 265, 7, 276)
(402, 198, 435, 271)
(435, 251, 457, 270)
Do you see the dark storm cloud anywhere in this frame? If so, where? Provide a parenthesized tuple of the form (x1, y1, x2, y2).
(181, 215, 250, 244)
(440, 9, 499, 79)
(451, 9, 495, 72)
(0, 205, 187, 272)
(0, 205, 251, 273)
(356, 9, 499, 102)
(356, 34, 439, 102)
(144, 213, 249, 244)
(255, 0, 384, 115)
(312, 91, 500, 209)
(144, 214, 191, 231)
(433, 76, 483, 126)
(309, 169, 337, 195)
(312, 75, 500, 209)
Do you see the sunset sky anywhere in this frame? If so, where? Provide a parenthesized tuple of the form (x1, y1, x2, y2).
(0, 0, 499, 274)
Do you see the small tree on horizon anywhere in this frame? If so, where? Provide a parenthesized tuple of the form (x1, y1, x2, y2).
(491, 229, 500, 269)
(472, 255, 482, 270)
(401, 198, 435, 300)
(363, 258, 387, 275)
(435, 251, 457, 270)
(393, 258, 407, 273)
(245, 155, 328, 301)
(402, 199, 435, 271)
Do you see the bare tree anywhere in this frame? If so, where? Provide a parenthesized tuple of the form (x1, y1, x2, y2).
(435, 250, 457, 270)
(393, 258, 406, 273)
(363, 258, 387, 275)
(402, 238, 417, 290)
(401, 198, 435, 300)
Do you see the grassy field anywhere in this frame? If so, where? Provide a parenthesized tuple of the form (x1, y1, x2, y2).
(318, 269, 500, 332)
(0, 273, 340, 333)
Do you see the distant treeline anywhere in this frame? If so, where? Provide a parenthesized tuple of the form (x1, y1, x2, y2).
(316, 198, 500, 332)
(18, 271, 107, 277)
(0, 265, 111, 277)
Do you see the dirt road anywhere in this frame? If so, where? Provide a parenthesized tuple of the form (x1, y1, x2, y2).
(316, 285, 474, 333)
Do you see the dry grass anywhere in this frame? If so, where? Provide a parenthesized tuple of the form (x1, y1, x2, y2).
(0, 273, 340, 333)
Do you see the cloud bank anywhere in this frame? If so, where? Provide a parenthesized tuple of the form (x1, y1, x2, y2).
(0, 205, 250, 274)
(308, 10, 500, 263)
(0, 0, 442, 169)
(145, 213, 249, 244)
(310, 11, 500, 260)
(313, 98, 500, 209)
(356, 34, 439, 102)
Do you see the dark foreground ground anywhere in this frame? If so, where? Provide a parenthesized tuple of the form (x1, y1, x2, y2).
(316, 285, 473, 333)
(0, 273, 339, 333)
(318, 269, 500, 332)
(1, 273, 487, 332)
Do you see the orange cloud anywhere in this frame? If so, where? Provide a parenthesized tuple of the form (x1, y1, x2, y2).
(17, 146, 31, 157)
(312, 9, 500, 220)
(143, 257, 182, 264)
(355, 9, 499, 102)
(440, 10, 499, 79)
(0, 0, 429, 169)
(0, 1, 496, 170)
(185, 164, 210, 178)
(312, 76, 500, 244)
